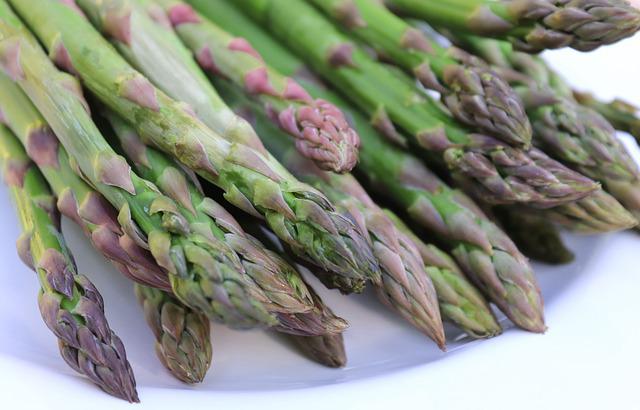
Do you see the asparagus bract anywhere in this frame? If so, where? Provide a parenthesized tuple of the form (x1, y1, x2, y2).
(9, 0, 379, 294)
(134, 284, 212, 383)
(107, 112, 349, 336)
(0, 124, 138, 402)
(385, 0, 640, 52)
(0, 73, 170, 291)
(75, 0, 359, 174)
(309, 0, 531, 148)
(0, 7, 278, 329)
(233, 0, 598, 208)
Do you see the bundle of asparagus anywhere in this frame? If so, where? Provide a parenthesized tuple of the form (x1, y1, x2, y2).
(0, 0, 638, 402)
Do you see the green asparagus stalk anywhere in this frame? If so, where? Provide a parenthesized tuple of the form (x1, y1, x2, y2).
(189, 0, 545, 332)
(0, 124, 138, 402)
(0, 4, 281, 329)
(9, 0, 379, 294)
(453, 35, 640, 224)
(220, 79, 446, 346)
(232, 0, 598, 208)
(385, 0, 640, 52)
(492, 206, 574, 264)
(74, 0, 359, 174)
(574, 91, 640, 143)
(385, 211, 502, 338)
(308, 0, 532, 148)
(107, 111, 348, 336)
(0, 72, 171, 291)
(134, 284, 212, 383)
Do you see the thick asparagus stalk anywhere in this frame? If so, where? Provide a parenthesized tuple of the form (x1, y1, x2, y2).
(0, 124, 138, 402)
(0, 73, 171, 291)
(9, 0, 379, 294)
(385, 211, 501, 338)
(221, 80, 445, 346)
(190, 0, 545, 332)
(574, 91, 640, 143)
(385, 0, 640, 52)
(233, 0, 598, 208)
(308, 0, 531, 148)
(74, 0, 359, 174)
(455, 35, 640, 223)
(493, 206, 574, 264)
(134, 284, 212, 383)
(0, 6, 280, 329)
(107, 112, 348, 336)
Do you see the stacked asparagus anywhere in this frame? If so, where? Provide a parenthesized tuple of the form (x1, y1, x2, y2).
(0, 0, 638, 401)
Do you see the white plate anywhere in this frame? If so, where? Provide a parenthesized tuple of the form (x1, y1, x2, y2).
(1, 36, 640, 410)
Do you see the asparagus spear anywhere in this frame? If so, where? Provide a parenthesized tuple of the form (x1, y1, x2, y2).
(574, 91, 640, 143)
(107, 111, 349, 336)
(74, 0, 359, 174)
(0, 5, 281, 329)
(454, 35, 640, 223)
(189, 0, 545, 332)
(134, 284, 212, 383)
(0, 72, 171, 291)
(385, 0, 640, 52)
(0, 124, 138, 402)
(308, 0, 531, 148)
(9, 0, 379, 294)
(221, 79, 446, 346)
(284, 283, 347, 368)
(385, 211, 501, 338)
(232, 0, 598, 208)
(492, 206, 574, 264)
(288, 332, 346, 368)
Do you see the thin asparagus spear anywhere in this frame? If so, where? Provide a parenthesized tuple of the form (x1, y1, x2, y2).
(219, 78, 445, 346)
(74, 0, 359, 174)
(284, 278, 347, 368)
(107, 112, 348, 336)
(536, 189, 637, 234)
(493, 206, 574, 264)
(0, 5, 278, 329)
(574, 91, 640, 143)
(9, 0, 379, 294)
(385, 0, 640, 52)
(385, 211, 502, 338)
(0, 124, 138, 402)
(229, 221, 349, 337)
(0, 72, 170, 291)
(452, 34, 640, 224)
(308, 0, 531, 148)
(289, 332, 346, 368)
(134, 283, 212, 383)
(231, 0, 598, 208)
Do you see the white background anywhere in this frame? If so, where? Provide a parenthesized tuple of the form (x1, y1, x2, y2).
(1, 28, 639, 410)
